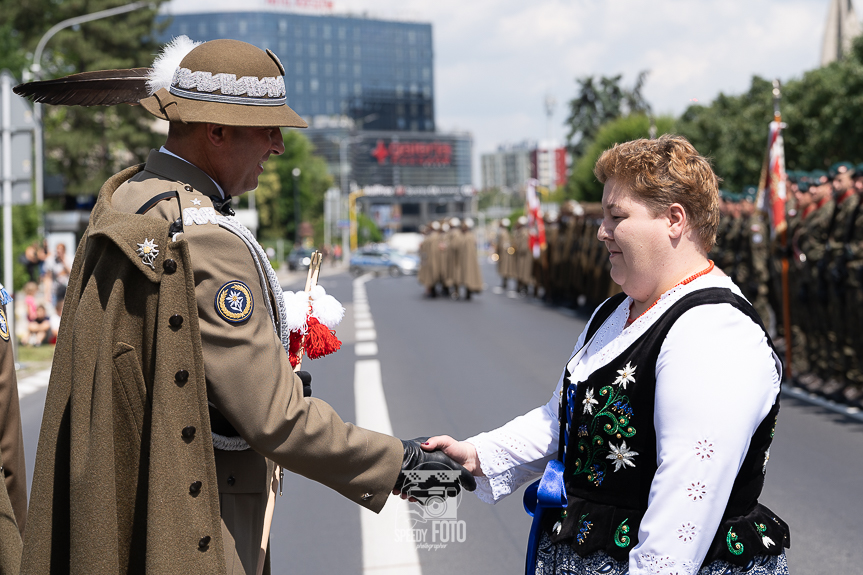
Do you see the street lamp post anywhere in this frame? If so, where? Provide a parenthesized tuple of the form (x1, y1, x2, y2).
(292, 167, 301, 246)
(26, 1, 151, 209)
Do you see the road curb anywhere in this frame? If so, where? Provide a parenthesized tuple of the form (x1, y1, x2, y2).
(780, 383, 863, 423)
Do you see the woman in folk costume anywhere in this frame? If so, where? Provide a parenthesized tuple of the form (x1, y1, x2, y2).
(425, 135, 790, 574)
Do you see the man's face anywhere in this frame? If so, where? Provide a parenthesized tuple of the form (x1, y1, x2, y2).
(833, 170, 853, 193)
(217, 126, 285, 196)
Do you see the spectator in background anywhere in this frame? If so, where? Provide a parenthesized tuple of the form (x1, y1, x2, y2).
(333, 243, 342, 263)
(19, 245, 40, 284)
(49, 298, 63, 344)
(22, 282, 38, 323)
(45, 243, 71, 306)
(27, 304, 51, 346)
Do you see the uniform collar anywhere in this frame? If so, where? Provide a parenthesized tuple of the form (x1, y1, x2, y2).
(143, 149, 224, 199)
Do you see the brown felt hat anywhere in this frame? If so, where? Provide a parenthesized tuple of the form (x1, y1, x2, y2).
(140, 39, 307, 128)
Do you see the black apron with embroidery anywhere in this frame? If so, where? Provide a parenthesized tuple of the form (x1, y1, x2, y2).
(545, 288, 791, 567)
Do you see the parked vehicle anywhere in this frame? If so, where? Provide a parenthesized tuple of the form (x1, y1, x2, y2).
(349, 245, 419, 277)
(287, 247, 316, 271)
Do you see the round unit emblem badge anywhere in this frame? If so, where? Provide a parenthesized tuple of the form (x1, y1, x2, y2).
(215, 280, 254, 323)
(0, 308, 8, 341)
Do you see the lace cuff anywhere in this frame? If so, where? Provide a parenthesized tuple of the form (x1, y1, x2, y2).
(470, 434, 543, 504)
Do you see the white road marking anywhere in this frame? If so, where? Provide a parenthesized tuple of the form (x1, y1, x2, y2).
(17, 368, 51, 399)
(353, 277, 421, 575)
(355, 342, 379, 356)
(356, 329, 377, 342)
(355, 319, 375, 330)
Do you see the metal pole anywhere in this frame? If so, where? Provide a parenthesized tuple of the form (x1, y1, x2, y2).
(340, 137, 350, 261)
(292, 167, 301, 246)
(2, 75, 15, 354)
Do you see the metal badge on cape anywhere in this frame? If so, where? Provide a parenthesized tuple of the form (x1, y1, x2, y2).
(215, 280, 254, 323)
(0, 308, 9, 341)
(136, 238, 159, 269)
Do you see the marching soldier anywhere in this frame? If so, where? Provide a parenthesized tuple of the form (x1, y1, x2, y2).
(495, 218, 516, 291)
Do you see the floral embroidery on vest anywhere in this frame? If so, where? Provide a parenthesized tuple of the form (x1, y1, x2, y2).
(573, 363, 638, 486)
(726, 526, 744, 555)
(576, 513, 593, 545)
(755, 522, 775, 548)
(614, 518, 631, 548)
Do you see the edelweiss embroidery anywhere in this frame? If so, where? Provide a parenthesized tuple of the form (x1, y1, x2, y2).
(572, 362, 637, 486)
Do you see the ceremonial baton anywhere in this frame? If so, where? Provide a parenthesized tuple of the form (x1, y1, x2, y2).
(256, 251, 323, 575)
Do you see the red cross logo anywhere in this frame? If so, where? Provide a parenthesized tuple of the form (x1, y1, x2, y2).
(371, 140, 389, 164)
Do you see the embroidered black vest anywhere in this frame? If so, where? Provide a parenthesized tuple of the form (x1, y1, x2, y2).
(545, 288, 791, 567)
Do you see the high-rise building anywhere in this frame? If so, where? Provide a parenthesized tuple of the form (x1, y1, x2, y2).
(481, 141, 567, 192)
(158, 11, 435, 131)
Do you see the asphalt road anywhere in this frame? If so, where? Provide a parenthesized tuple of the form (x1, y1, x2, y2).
(18, 261, 863, 574)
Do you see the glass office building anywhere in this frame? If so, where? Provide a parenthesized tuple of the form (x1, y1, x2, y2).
(158, 12, 435, 132)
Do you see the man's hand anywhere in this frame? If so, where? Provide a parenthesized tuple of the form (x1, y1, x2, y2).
(296, 370, 312, 397)
(392, 438, 476, 501)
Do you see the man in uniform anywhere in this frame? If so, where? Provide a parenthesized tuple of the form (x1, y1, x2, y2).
(0, 284, 26, 573)
(21, 39, 472, 575)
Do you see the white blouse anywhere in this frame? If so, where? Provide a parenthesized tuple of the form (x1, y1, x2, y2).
(467, 274, 781, 575)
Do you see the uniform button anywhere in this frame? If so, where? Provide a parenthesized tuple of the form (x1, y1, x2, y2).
(163, 259, 177, 274)
(198, 535, 211, 549)
(169, 314, 183, 328)
(185, 185, 193, 192)
(189, 480, 202, 495)
(360, 493, 373, 501)
(227, 475, 236, 486)
(175, 369, 189, 384)
(182, 426, 196, 439)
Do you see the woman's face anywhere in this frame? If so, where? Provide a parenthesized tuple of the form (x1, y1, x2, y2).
(598, 178, 671, 301)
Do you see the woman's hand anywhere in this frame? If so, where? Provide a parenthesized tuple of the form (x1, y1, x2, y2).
(422, 435, 484, 477)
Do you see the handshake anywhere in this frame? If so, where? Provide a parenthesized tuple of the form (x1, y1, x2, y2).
(393, 438, 477, 503)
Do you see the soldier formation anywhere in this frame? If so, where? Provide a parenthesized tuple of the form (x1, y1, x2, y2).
(489, 163, 863, 409)
(418, 217, 484, 300)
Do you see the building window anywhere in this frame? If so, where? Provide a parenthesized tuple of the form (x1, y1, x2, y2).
(324, 43, 332, 57)
(326, 100, 334, 114)
(354, 64, 361, 76)
(339, 62, 347, 74)
(309, 44, 317, 57)
(279, 20, 287, 34)
(239, 20, 247, 35)
(353, 45, 361, 59)
(354, 82, 362, 96)
(326, 81, 333, 94)
(179, 23, 188, 35)
(310, 79, 319, 93)
(402, 203, 420, 215)
(410, 48, 417, 61)
(295, 62, 303, 75)
(339, 44, 347, 58)
(410, 120, 419, 131)
(434, 203, 448, 214)
(396, 84, 404, 98)
(294, 25, 303, 38)
(198, 22, 206, 36)
(218, 22, 227, 35)
(323, 25, 331, 39)
(340, 82, 348, 96)
(408, 30, 416, 44)
(309, 24, 316, 38)
(324, 63, 332, 75)
(279, 40, 288, 55)
(353, 26, 360, 39)
(295, 42, 303, 56)
(422, 67, 431, 81)
(338, 26, 346, 39)
(309, 62, 318, 75)
(410, 83, 418, 94)
(295, 81, 303, 94)
(423, 85, 432, 98)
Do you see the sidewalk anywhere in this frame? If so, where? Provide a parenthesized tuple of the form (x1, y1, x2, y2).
(276, 260, 349, 288)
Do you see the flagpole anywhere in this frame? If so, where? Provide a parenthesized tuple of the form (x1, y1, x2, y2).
(773, 79, 793, 380)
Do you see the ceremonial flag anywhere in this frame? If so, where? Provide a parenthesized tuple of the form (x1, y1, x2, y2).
(525, 179, 546, 258)
(757, 120, 787, 237)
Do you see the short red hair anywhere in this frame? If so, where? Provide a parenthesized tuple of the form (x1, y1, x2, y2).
(594, 135, 720, 252)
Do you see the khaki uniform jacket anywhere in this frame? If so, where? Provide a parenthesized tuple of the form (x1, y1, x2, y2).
(0, 296, 25, 573)
(23, 154, 402, 575)
(460, 230, 483, 293)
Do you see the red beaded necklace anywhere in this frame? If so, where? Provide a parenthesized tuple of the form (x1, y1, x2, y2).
(625, 260, 715, 326)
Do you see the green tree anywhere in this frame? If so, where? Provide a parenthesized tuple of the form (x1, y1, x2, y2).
(567, 114, 675, 203)
(6, 0, 168, 196)
(262, 130, 333, 244)
(564, 71, 651, 158)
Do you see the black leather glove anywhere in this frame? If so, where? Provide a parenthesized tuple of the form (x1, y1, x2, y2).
(394, 437, 476, 497)
(296, 370, 312, 398)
